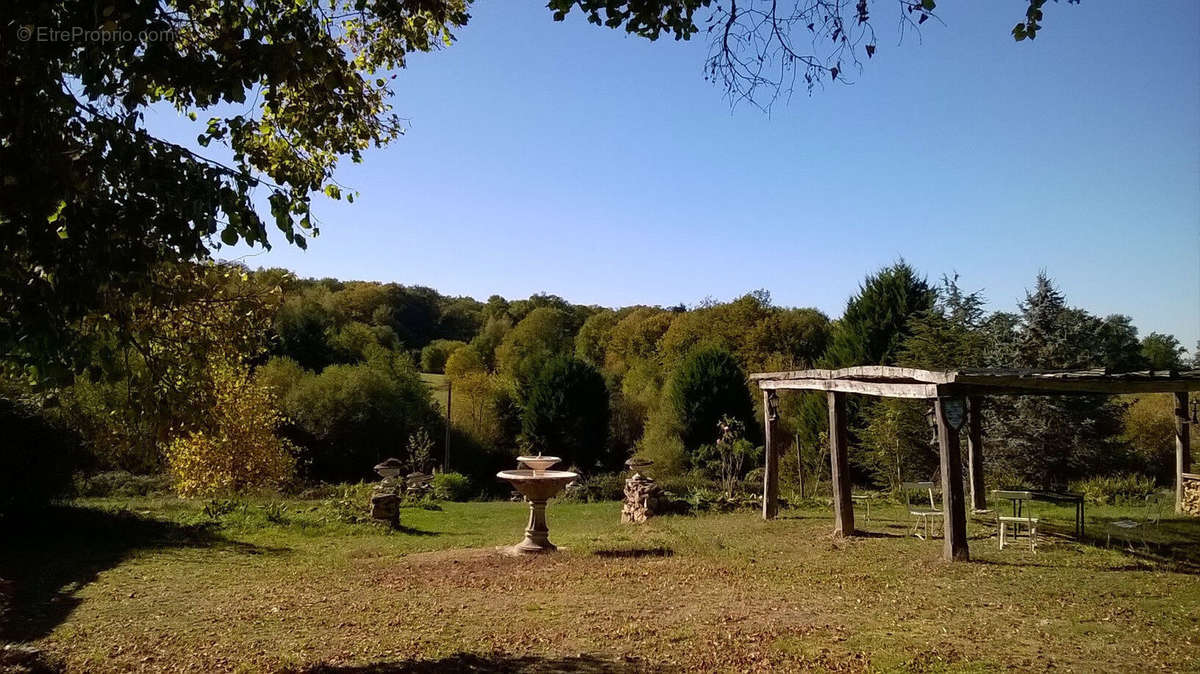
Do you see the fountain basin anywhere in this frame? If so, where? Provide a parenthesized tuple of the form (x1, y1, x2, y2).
(497, 469, 577, 500)
(516, 455, 562, 472)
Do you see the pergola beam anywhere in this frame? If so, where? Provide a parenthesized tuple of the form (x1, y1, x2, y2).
(758, 378, 939, 398)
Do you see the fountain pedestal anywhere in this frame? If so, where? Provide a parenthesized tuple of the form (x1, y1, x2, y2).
(517, 498, 555, 553)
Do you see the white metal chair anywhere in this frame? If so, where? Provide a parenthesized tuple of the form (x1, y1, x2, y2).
(902, 481, 943, 540)
(1106, 493, 1167, 549)
(998, 515, 1038, 553)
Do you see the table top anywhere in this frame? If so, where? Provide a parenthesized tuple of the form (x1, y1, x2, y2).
(992, 489, 1083, 502)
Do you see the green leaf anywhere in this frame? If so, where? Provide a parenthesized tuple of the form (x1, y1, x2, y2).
(220, 228, 238, 245)
(921, 0, 936, 10)
(47, 200, 66, 223)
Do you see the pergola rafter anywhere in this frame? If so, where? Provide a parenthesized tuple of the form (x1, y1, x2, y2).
(751, 366, 1200, 562)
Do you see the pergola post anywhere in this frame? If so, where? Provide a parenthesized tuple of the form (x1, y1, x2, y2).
(827, 391, 854, 536)
(1176, 392, 1191, 514)
(966, 396, 986, 512)
(762, 389, 780, 520)
(935, 397, 969, 561)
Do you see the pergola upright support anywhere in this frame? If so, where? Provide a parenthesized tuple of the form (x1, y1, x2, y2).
(966, 396, 986, 512)
(1176, 392, 1191, 514)
(827, 391, 854, 537)
(935, 397, 969, 561)
(762, 389, 780, 520)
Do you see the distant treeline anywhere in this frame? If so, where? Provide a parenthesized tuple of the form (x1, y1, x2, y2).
(2, 261, 1195, 509)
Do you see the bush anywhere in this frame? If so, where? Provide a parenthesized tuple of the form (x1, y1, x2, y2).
(0, 397, 79, 516)
(164, 362, 295, 497)
(264, 354, 440, 482)
(1069, 473, 1157, 505)
(560, 472, 625, 502)
(74, 471, 169, 498)
(431, 472, 472, 501)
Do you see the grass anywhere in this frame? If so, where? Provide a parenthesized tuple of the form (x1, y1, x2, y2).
(2, 494, 1198, 672)
(418, 373, 449, 416)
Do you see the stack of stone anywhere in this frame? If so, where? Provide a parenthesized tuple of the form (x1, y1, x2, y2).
(369, 490, 400, 527)
(621, 472, 663, 524)
(1183, 473, 1200, 517)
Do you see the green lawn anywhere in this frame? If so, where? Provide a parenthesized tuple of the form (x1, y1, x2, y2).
(2, 495, 1198, 672)
(418, 373, 449, 416)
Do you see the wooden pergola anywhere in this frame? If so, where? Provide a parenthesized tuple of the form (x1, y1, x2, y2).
(751, 366, 1200, 561)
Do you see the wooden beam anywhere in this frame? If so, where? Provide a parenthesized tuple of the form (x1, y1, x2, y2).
(749, 366, 956, 384)
(966, 396, 986, 512)
(935, 397, 970, 561)
(762, 390, 780, 520)
(1176, 392, 1191, 514)
(759, 378, 940, 399)
(946, 376, 1200, 396)
(827, 391, 854, 537)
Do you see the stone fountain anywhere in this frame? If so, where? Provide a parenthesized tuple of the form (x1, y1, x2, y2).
(497, 455, 578, 554)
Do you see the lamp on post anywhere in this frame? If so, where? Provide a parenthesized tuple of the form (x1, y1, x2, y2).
(766, 389, 779, 423)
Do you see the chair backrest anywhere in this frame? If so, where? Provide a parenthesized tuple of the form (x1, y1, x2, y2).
(901, 481, 937, 510)
(1144, 492, 1168, 524)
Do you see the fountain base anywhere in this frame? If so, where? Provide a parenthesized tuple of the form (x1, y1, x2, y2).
(511, 498, 557, 553)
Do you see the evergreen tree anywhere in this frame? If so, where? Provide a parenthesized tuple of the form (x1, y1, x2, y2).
(521, 357, 612, 471)
(984, 273, 1127, 487)
(668, 346, 757, 455)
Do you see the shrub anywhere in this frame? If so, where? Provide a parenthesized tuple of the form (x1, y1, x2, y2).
(560, 472, 625, 502)
(1069, 473, 1157, 505)
(164, 362, 295, 497)
(431, 472, 472, 501)
(0, 397, 79, 516)
(74, 471, 169, 498)
(265, 354, 440, 482)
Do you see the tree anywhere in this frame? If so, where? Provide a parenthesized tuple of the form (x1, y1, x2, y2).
(549, 1, 1072, 110)
(495, 308, 575, 383)
(444, 345, 485, 380)
(419, 339, 467, 373)
(1097, 315, 1148, 373)
(823, 262, 935, 368)
(983, 273, 1127, 487)
(521, 357, 612, 471)
(2, 0, 470, 373)
(668, 346, 756, 453)
(261, 352, 438, 481)
(1141, 333, 1186, 371)
(574, 309, 620, 367)
(898, 274, 986, 370)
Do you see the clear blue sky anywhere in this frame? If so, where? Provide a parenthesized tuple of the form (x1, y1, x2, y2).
(153, 1, 1200, 350)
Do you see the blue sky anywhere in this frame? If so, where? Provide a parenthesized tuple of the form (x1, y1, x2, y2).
(152, 1, 1200, 350)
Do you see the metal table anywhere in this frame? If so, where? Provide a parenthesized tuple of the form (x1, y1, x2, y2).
(992, 489, 1084, 538)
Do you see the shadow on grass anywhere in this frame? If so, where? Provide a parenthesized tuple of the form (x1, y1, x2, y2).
(393, 525, 439, 537)
(1078, 516, 1200, 573)
(851, 530, 906, 539)
(593, 546, 674, 559)
(297, 652, 666, 673)
(0, 505, 282, 642)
